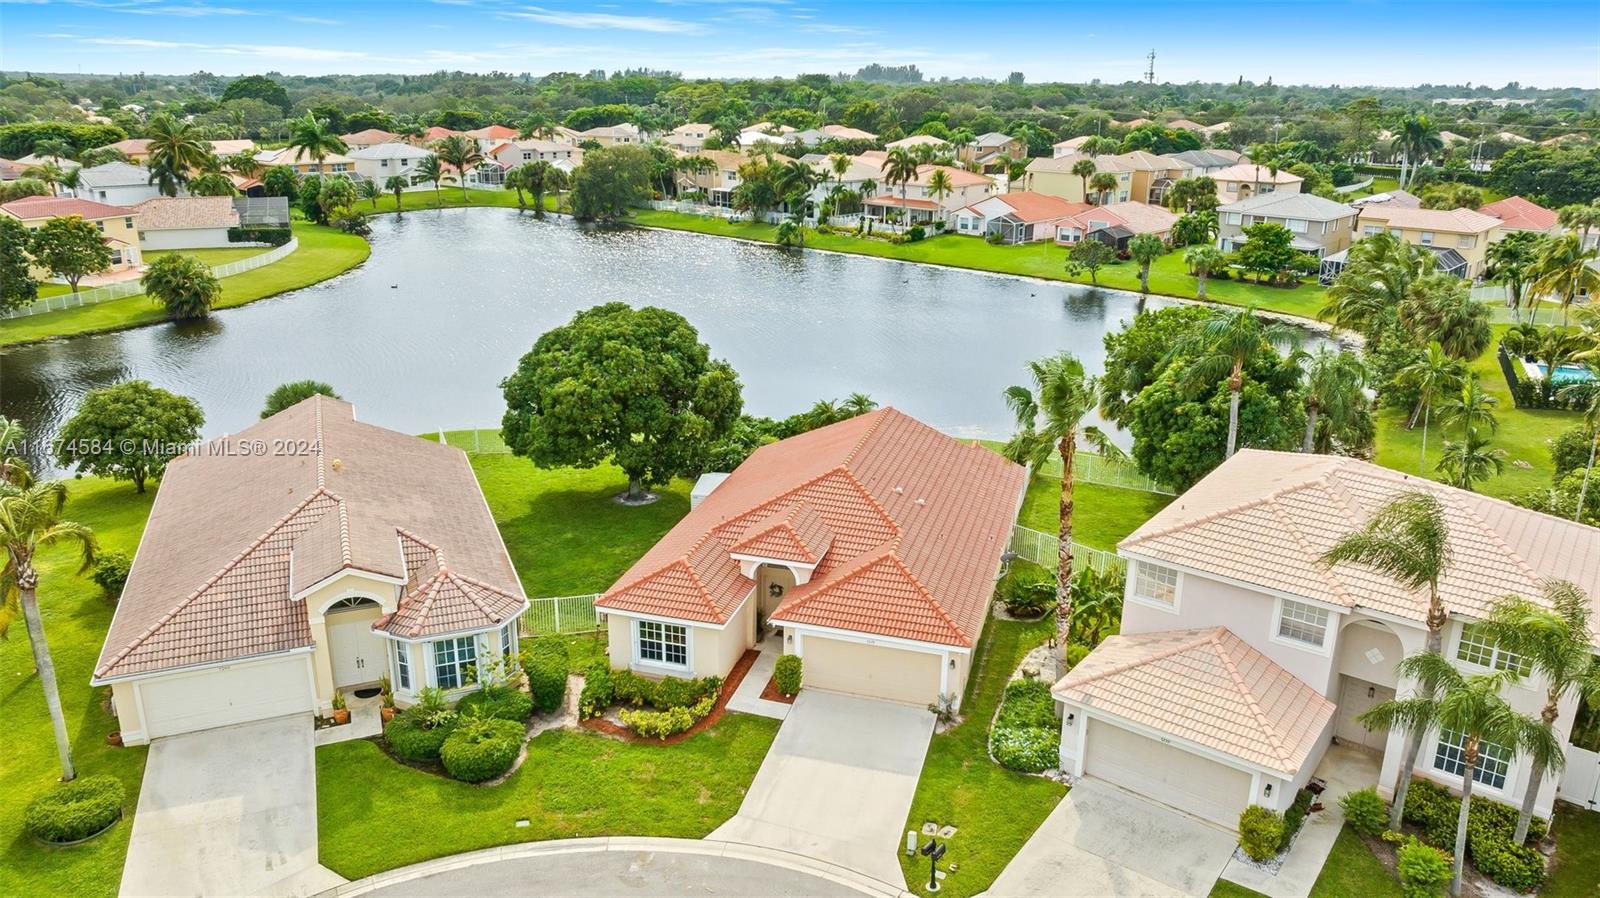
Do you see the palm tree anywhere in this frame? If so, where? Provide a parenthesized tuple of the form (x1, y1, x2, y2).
(1301, 347, 1369, 453)
(841, 393, 878, 416)
(1439, 376, 1499, 435)
(186, 172, 236, 197)
(1487, 232, 1546, 322)
(1481, 581, 1600, 842)
(1183, 244, 1226, 301)
(384, 175, 409, 214)
(1395, 342, 1465, 472)
(22, 161, 69, 197)
(144, 112, 212, 196)
(1127, 233, 1164, 297)
(1557, 201, 1600, 248)
(1089, 172, 1118, 206)
(882, 147, 919, 231)
(925, 169, 954, 221)
(1001, 353, 1119, 664)
(358, 179, 382, 209)
(434, 135, 482, 202)
(1400, 275, 1491, 360)
(1358, 653, 1558, 897)
(1070, 157, 1097, 202)
(287, 112, 348, 175)
(1170, 305, 1296, 457)
(1437, 426, 1506, 491)
(414, 154, 447, 207)
(1323, 490, 1452, 830)
(1319, 232, 1434, 339)
(1, 469, 99, 781)
(775, 219, 804, 247)
(1392, 114, 1443, 189)
(225, 151, 263, 181)
(1531, 234, 1600, 327)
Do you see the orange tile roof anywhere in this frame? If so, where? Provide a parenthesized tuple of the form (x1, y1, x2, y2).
(1, 195, 132, 221)
(598, 409, 1026, 647)
(730, 502, 834, 565)
(1480, 195, 1559, 232)
(467, 124, 518, 140)
(1357, 204, 1502, 234)
(864, 195, 940, 211)
(1055, 627, 1337, 775)
(988, 191, 1093, 223)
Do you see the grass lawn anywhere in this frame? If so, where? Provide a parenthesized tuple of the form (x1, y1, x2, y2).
(1546, 801, 1600, 898)
(631, 209, 1329, 319)
(142, 245, 272, 266)
(1018, 477, 1172, 550)
(1208, 825, 1401, 898)
(1, 223, 370, 347)
(361, 186, 533, 215)
(315, 712, 780, 879)
(896, 615, 1066, 898)
(0, 477, 156, 898)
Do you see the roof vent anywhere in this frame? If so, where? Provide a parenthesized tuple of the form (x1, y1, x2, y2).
(330, 458, 343, 472)
(893, 486, 905, 493)
(915, 497, 927, 506)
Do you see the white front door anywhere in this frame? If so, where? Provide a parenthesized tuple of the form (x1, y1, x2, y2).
(327, 603, 386, 687)
(1336, 676, 1394, 751)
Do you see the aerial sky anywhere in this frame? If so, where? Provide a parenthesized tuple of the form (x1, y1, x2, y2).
(2, 0, 1597, 88)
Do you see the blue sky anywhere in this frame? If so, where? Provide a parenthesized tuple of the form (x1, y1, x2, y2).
(3, 0, 1597, 88)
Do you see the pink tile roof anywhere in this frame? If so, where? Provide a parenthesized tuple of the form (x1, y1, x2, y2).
(988, 191, 1093, 223)
(597, 409, 1027, 647)
(467, 124, 518, 140)
(1066, 201, 1177, 235)
(93, 396, 526, 680)
(1210, 163, 1304, 186)
(1356, 204, 1503, 234)
(340, 128, 399, 145)
(1054, 627, 1337, 775)
(1480, 196, 1559, 232)
(131, 196, 238, 230)
(1, 195, 132, 221)
(1121, 450, 1600, 643)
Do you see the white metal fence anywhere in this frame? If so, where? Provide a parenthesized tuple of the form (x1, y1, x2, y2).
(1008, 525, 1126, 576)
(520, 594, 602, 636)
(4, 237, 300, 319)
(1034, 452, 1175, 495)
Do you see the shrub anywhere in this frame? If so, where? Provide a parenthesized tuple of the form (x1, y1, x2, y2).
(1402, 777, 1548, 891)
(91, 551, 132, 599)
(653, 675, 705, 709)
(578, 660, 614, 719)
(996, 679, 1057, 729)
(907, 225, 926, 241)
(620, 693, 716, 739)
(440, 716, 525, 783)
(226, 225, 292, 246)
(991, 724, 1059, 772)
(1001, 574, 1056, 617)
(1238, 805, 1286, 862)
(24, 775, 125, 843)
(773, 654, 802, 696)
(456, 685, 534, 722)
(1282, 788, 1314, 846)
(1341, 787, 1388, 837)
(1397, 837, 1452, 898)
(1468, 827, 1545, 893)
(1064, 643, 1090, 669)
(523, 639, 569, 713)
(384, 709, 458, 762)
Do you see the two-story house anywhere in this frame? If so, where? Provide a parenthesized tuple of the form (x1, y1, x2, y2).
(1, 195, 142, 276)
(862, 163, 993, 224)
(253, 146, 356, 176)
(347, 142, 434, 184)
(1211, 163, 1304, 204)
(1216, 192, 1359, 259)
(959, 132, 1026, 166)
(487, 139, 583, 171)
(1354, 206, 1503, 278)
(675, 149, 795, 207)
(662, 123, 713, 154)
(1055, 451, 1600, 828)
(76, 161, 166, 205)
(1025, 151, 1179, 205)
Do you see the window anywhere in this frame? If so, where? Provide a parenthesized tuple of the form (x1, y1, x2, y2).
(394, 641, 411, 690)
(1363, 225, 1382, 236)
(1276, 599, 1330, 647)
(1434, 729, 1512, 789)
(1225, 212, 1243, 226)
(95, 220, 105, 232)
(637, 620, 688, 668)
(1456, 623, 1530, 674)
(1420, 231, 1435, 245)
(1133, 562, 1178, 606)
(124, 217, 133, 228)
(110, 249, 122, 265)
(431, 636, 477, 689)
(1458, 235, 1476, 249)
(500, 623, 514, 657)
(1287, 219, 1308, 233)
(380, 159, 389, 168)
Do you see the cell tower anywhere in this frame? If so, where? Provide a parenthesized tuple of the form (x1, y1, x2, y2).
(1145, 50, 1156, 84)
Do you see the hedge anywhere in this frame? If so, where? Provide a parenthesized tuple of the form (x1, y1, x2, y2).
(226, 225, 293, 247)
(577, 659, 613, 719)
(456, 685, 534, 722)
(0, 122, 126, 159)
(384, 709, 458, 762)
(610, 669, 721, 710)
(1402, 778, 1548, 892)
(24, 775, 125, 844)
(773, 654, 802, 696)
(523, 639, 569, 713)
(440, 717, 525, 783)
(619, 693, 716, 740)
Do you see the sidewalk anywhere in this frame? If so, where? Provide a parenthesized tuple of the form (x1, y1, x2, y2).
(726, 633, 792, 720)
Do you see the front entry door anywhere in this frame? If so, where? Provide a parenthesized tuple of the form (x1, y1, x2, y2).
(1336, 676, 1394, 751)
(328, 604, 386, 687)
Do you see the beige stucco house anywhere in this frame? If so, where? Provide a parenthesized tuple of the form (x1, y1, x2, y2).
(1217, 192, 1358, 259)
(2, 195, 142, 275)
(1211, 162, 1304, 203)
(1056, 451, 1600, 828)
(1025, 151, 1180, 205)
(1355, 205, 1503, 277)
(595, 409, 1026, 708)
(862, 162, 993, 224)
(92, 396, 528, 745)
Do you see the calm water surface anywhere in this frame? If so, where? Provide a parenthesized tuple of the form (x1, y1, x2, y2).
(3, 208, 1266, 470)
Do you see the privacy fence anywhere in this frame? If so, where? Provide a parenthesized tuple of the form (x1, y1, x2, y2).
(1007, 525, 1126, 576)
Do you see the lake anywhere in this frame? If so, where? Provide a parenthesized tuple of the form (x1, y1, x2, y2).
(1, 208, 1290, 471)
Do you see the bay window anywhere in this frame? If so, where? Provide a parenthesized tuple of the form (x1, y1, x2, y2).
(431, 636, 478, 689)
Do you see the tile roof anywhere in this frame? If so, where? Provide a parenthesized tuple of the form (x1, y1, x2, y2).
(375, 532, 526, 638)
(1217, 191, 1357, 220)
(1165, 119, 1207, 132)
(885, 134, 949, 149)
(864, 195, 941, 211)
(103, 138, 152, 155)
(131, 196, 239, 230)
(1, 195, 132, 221)
(1480, 196, 1559, 232)
(467, 124, 518, 140)
(341, 128, 399, 145)
(77, 161, 153, 188)
(93, 396, 526, 680)
(1121, 450, 1600, 643)
(208, 139, 257, 156)
(730, 502, 834, 565)
(822, 124, 877, 141)
(347, 142, 434, 160)
(975, 191, 1093, 223)
(598, 409, 1027, 647)
(1054, 627, 1336, 775)
(906, 163, 990, 188)
(422, 126, 464, 141)
(1067, 201, 1177, 234)
(1211, 163, 1304, 186)
(1357, 205, 1503, 233)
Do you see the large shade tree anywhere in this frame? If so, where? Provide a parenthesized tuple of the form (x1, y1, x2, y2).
(500, 303, 743, 502)
(55, 381, 205, 493)
(29, 215, 111, 297)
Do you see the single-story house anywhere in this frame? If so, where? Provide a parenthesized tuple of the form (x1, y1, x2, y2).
(1217, 192, 1358, 259)
(950, 192, 1092, 243)
(92, 396, 529, 744)
(76, 161, 166, 205)
(1058, 450, 1600, 828)
(132, 196, 240, 249)
(596, 408, 1026, 708)
(1054, 201, 1178, 249)
(1, 195, 141, 275)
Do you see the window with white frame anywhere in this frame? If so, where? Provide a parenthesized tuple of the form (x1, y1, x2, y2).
(431, 636, 477, 689)
(500, 622, 514, 657)
(1458, 235, 1476, 249)
(1287, 218, 1308, 233)
(1276, 599, 1330, 647)
(1363, 225, 1382, 236)
(1433, 728, 1512, 789)
(637, 620, 688, 668)
(1226, 212, 1243, 226)
(1456, 623, 1530, 674)
(1133, 561, 1178, 606)
(393, 641, 411, 690)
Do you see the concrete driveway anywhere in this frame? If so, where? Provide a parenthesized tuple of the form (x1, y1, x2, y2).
(987, 779, 1236, 897)
(710, 690, 934, 887)
(121, 714, 344, 898)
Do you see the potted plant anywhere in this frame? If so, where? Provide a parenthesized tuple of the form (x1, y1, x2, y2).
(330, 690, 350, 726)
(379, 676, 397, 723)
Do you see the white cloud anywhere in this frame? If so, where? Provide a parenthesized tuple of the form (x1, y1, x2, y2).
(71, 35, 373, 60)
(65, 0, 258, 15)
(290, 15, 342, 25)
(798, 23, 870, 35)
(504, 6, 704, 33)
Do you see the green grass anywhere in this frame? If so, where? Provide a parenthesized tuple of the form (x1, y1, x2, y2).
(361, 187, 531, 215)
(897, 616, 1066, 898)
(315, 712, 780, 879)
(1546, 802, 1600, 898)
(1018, 477, 1172, 551)
(1208, 825, 1401, 898)
(524, 632, 609, 672)
(2, 223, 370, 347)
(142, 245, 273, 266)
(0, 477, 157, 898)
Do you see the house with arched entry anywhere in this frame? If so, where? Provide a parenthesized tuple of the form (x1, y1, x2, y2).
(1055, 450, 1600, 828)
(91, 395, 527, 745)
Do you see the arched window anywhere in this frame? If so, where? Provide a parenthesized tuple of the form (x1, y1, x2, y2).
(326, 596, 376, 612)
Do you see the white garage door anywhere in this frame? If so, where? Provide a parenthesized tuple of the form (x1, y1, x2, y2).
(1084, 717, 1253, 827)
(139, 654, 315, 739)
(802, 636, 941, 705)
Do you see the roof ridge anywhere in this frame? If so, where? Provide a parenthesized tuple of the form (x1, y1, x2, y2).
(313, 395, 327, 489)
(841, 409, 892, 466)
(439, 569, 501, 621)
(96, 487, 334, 678)
(775, 548, 967, 643)
(1121, 467, 1330, 548)
(400, 569, 449, 638)
(1058, 628, 1221, 691)
(1208, 631, 1293, 765)
(1267, 486, 1356, 605)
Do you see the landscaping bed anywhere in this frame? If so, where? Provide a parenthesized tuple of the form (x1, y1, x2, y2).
(579, 649, 756, 744)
